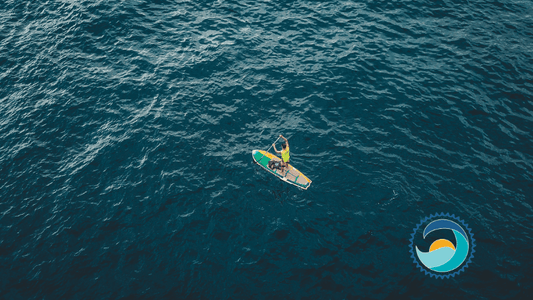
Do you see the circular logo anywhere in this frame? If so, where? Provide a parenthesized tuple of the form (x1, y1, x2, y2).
(409, 213, 475, 279)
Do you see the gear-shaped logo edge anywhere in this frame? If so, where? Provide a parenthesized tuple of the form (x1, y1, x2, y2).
(409, 212, 476, 279)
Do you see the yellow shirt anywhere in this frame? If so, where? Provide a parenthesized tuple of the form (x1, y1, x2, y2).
(281, 146, 290, 162)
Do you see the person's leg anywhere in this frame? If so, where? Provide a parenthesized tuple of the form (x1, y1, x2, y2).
(282, 160, 289, 173)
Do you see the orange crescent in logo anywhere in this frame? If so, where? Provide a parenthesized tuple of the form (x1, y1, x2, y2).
(429, 239, 456, 252)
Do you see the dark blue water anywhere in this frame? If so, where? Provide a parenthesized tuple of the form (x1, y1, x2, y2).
(1, 0, 533, 298)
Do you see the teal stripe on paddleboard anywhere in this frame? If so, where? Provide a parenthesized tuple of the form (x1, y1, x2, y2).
(254, 151, 271, 168)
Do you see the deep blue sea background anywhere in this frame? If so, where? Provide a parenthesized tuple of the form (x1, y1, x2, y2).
(1, 0, 533, 299)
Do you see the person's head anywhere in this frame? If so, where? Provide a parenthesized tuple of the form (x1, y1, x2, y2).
(282, 142, 287, 150)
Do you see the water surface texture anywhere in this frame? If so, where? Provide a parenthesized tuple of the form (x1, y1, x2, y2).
(1, 0, 533, 298)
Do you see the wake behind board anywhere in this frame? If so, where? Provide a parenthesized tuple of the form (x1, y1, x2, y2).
(252, 150, 312, 190)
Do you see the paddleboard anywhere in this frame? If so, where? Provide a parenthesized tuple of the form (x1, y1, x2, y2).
(252, 150, 312, 190)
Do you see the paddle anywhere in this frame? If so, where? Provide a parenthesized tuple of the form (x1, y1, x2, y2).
(257, 136, 281, 164)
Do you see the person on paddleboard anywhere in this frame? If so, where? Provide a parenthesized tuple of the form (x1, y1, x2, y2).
(272, 135, 290, 172)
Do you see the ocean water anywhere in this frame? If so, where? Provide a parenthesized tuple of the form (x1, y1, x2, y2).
(1, 0, 532, 298)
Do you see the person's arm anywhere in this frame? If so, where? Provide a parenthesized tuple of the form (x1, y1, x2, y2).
(272, 143, 281, 154)
(280, 135, 289, 148)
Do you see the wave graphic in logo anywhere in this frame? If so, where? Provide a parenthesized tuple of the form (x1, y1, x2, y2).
(409, 213, 475, 278)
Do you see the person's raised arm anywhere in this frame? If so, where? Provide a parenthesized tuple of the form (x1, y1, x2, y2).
(280, 135, 289, 148)
(272, 143, 280, 154)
